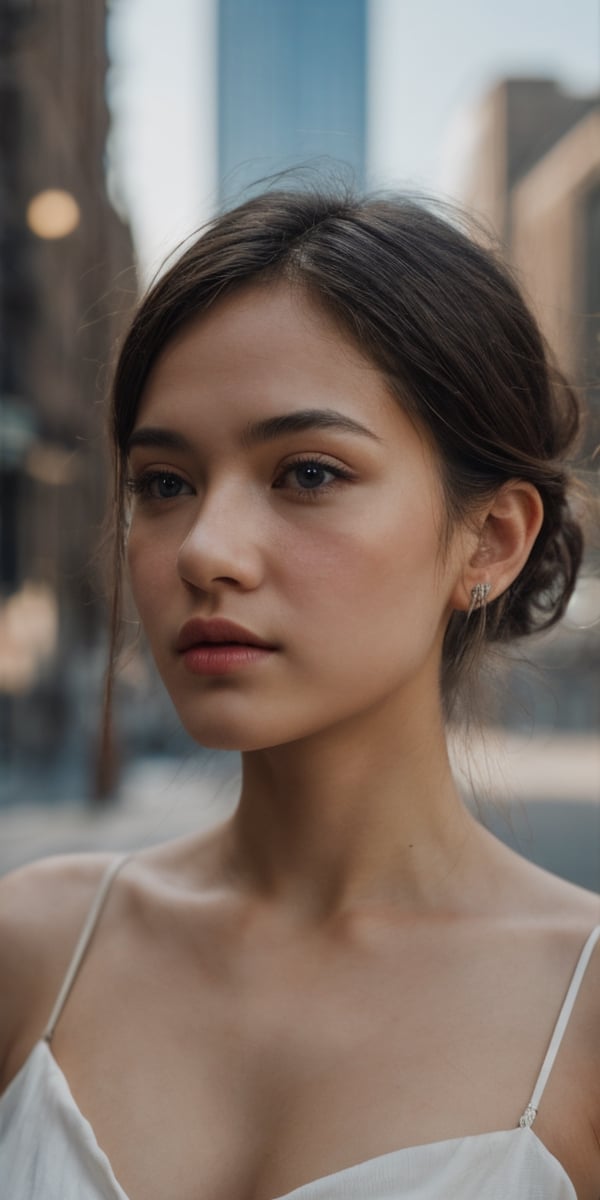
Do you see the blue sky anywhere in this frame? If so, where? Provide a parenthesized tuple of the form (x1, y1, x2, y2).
(107, 0, 599, 279)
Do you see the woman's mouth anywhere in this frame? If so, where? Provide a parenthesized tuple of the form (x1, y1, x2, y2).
(175, 618, 278, 675)
(180, 642, 275, 675)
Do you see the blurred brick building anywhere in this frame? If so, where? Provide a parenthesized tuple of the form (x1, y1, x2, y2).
(462, 78, 600, 736)
(0, 0, 135, 797)
(462, 78, 600, 456)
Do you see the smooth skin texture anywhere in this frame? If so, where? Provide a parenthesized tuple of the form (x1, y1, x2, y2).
(1, 282, 599, 1200)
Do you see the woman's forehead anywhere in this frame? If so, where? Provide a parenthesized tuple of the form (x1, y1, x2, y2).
(136, 280, 403, 437)
(147, 280, 373, 381)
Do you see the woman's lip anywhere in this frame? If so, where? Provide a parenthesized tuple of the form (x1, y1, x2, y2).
(175, 617, 276, 653)
(181, 644, 275, 676)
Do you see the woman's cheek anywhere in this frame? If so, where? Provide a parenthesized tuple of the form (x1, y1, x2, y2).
(126, 526, 169, 622)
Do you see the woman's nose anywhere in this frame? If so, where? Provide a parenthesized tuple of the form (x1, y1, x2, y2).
(176, 482, 264, 592)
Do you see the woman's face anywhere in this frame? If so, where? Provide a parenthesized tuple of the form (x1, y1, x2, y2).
(126, 281, 467, 750)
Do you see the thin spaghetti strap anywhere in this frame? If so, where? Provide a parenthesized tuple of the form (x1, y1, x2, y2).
(518, 923, 600, 1129)
(43, 853, 132, 1044)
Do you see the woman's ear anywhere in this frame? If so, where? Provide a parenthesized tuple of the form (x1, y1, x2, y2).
(451, 481, 544, 612)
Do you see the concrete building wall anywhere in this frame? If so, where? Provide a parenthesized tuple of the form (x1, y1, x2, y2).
(461, 86, 509, 238)
(510, 108, 600, 385)
(461, 80, 599, 454)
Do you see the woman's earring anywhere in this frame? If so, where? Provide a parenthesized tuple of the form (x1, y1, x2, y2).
(468, 582, 491, 615)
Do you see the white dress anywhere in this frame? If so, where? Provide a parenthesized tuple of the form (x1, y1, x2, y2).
(1, 853, 598, 1199)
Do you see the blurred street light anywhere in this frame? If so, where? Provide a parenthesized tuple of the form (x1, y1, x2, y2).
(564, 577, 600, 632)
(26, 188, 80, 239)
(25, 443, 80, 487)
(0, 582, 58, 694)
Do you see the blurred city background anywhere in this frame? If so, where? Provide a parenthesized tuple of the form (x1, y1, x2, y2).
(0, 0, 598, 885)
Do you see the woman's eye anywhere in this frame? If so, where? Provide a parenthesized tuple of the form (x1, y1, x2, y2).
(126, 471, 193, 501)
(274, 457, 353, 498)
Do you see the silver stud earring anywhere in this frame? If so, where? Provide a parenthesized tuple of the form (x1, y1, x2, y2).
(469, 582, 491, 614)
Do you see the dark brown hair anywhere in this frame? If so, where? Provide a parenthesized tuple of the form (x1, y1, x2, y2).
(105, 186, 583, 738)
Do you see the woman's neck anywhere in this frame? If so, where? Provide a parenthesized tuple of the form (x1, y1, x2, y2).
(220, 684, 483, 923)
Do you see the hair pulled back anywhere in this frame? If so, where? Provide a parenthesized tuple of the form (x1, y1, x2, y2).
(109, 186, 584, 717)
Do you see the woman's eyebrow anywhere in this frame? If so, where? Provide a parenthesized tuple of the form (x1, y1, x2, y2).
(127, 410, 382, 456)
(126, 427, 192, 454)
(240, 409, 383, 447)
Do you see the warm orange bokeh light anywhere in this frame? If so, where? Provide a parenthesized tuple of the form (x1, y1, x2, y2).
(26, 188, 80, 239)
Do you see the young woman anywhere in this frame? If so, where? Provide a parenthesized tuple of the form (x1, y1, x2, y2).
(0, 189, 598, 1200)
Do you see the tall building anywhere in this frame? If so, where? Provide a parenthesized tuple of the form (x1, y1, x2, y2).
(0, 1, 134, 801)
(218, 0, 367, 205)
(462, 79, 600, 457)
(461, 78, 600, 736)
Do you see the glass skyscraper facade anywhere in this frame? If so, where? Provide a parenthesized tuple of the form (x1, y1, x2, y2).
(218, 0, 366, 205)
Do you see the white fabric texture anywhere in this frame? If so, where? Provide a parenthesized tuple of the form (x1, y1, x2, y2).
(0, 852, 597, 1199)
(0, 1042, 579, 1199)
(0, 1041, 126, 1199)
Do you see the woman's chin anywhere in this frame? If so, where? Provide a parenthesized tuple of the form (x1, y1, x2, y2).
(178, 714, 291, 753)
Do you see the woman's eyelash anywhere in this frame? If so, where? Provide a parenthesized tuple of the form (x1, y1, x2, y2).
(273, 455, 355, 499)
(125, 457, 355, 503)
(125, 471, 189, 499)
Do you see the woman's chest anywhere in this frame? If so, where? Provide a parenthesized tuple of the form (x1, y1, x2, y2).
(46, 935, 597, 1200)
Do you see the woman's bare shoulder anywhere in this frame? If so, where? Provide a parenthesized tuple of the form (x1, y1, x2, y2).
(525, 859, 599, 930)
(482, 823, 600, 927)
(0, 849, 121, 936)
(525, 854, 599, 918)
(0, 852, 121, 1079)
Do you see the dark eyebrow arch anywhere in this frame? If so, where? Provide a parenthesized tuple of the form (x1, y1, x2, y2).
(126, 409, 382, 457)
(241, 409, 382, 448)
(126, 428, 193, 454)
